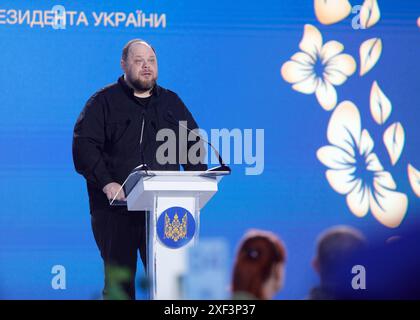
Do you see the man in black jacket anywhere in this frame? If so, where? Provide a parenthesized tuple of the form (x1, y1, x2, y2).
(72, 39, 207, 299)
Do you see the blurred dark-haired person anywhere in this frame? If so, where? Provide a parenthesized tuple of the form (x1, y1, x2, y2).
(232, 229, 287, 300)
(309, 225, 366, 300)
(351, 220, 420, 299)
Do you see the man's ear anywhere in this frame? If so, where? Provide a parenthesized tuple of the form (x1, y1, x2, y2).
(120, 59, 126, 71)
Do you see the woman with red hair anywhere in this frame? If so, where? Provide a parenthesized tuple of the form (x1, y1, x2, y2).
(232, 229, 287, 299)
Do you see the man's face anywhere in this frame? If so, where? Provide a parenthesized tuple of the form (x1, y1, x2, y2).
(122, 42, 158, 92)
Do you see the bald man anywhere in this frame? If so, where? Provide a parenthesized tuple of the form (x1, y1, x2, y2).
(73, 39, 207, 299)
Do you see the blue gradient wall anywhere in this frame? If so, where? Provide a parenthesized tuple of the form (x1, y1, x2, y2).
(0, 0, 419, 299)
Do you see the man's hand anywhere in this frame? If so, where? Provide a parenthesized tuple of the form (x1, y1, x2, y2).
(103, 182, 126, 201)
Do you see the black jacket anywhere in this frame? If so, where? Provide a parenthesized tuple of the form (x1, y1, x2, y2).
(72, 76, 207, 213)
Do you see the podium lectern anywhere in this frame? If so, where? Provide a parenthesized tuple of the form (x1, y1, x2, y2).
(114, 169, 229, 300)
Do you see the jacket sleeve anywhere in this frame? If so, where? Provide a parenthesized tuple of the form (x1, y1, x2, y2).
(72, 93, 114, 190)
(175, 95, 208, 171)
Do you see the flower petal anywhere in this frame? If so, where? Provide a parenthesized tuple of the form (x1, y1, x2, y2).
(374, 171, 396, 190)
(317, 145, 356, 169)
(291, 52, 315, 66)
(360, 38, 382, 76)
(360, 0, 381, 29)
(321, 41, 344, 64)
(407, 164, 420, 197)
(370, 184, 408, 228)
(358, 129, 374, 157)
(370, 81, 392, 125)
(383, 122, 405, 166)
(324, 69, 348, 86)
(314, 0, 352, 25)
(281, 60, 313, 84)
(326, 53, 357, 76)
(299, 24, 323, 60)
(327, 101, 361, 156)
(365, 152, 384, 172)
(316, 80, 337, 110)
(325, 168, 358, 195)
(292, 74, 319, 94)
(346, 180, 369, 217)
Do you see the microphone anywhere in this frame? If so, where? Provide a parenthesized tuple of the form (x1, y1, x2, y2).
(166, 110, 231, 173)
(133, 110, 150, 173)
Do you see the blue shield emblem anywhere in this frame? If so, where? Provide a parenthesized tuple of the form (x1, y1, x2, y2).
(156, 206, 196, 249)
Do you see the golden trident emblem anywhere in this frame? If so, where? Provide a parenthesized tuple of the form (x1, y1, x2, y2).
(164, 212, 188, 242)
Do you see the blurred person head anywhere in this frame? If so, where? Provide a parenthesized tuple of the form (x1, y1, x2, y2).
(121, 39, 158, 95)
(356, 220, 420, 299)
(232, 229, 286, 300)
(311, 225, 366, 299)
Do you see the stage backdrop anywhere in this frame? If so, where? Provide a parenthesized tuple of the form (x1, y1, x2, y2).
(0, 0, 419, 299)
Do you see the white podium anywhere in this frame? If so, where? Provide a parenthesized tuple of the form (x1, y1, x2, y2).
(115, 169, 229, 300)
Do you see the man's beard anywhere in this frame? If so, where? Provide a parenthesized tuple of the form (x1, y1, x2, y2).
(129, 76, 156, 92)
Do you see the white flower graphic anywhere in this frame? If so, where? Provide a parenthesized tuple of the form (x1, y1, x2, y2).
(317, 101, 408, 228)
(281, 24, 356, 111)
